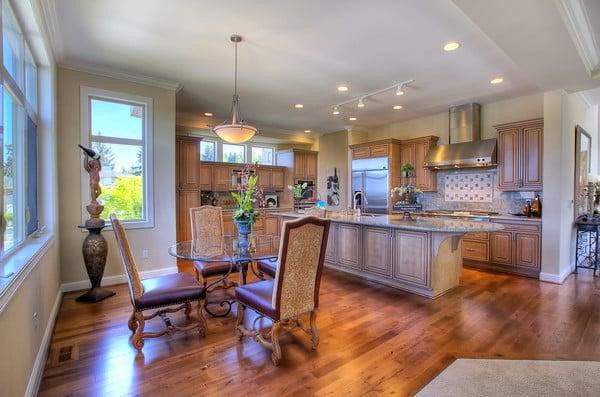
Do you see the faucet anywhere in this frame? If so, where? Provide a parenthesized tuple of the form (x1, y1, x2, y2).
(353, 191, 363, 216)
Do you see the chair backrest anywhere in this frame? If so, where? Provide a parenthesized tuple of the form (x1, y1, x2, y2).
(110, 214, 144, 303)
(304, 206, 326, 218)
(272, 216, 331, 319)
(190, 206, 224, 245)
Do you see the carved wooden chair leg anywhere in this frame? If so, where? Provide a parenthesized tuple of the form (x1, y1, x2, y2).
(271, 321, 283, 366)
(197, 299, 207, 337)
(184, 302, 192, 320)
(309, 310, 319, 349)
(132, 311, 145, 352)
(235, 302, 246, 341)
(127, 311, 138, 333)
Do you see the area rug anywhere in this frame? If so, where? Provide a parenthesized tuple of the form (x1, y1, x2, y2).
(417, 359, 600, 396)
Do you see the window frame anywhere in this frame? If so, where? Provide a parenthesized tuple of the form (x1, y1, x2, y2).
(80, 86, 154, 229)
(250, 145, 274, 165)
(200, 138, 217, 162)
(221, 142, 247, 164)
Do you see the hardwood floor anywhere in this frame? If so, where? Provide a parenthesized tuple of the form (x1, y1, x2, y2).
(39, 267, 600, 396)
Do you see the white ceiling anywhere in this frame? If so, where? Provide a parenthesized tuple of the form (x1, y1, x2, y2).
(43, 0, 600, 135)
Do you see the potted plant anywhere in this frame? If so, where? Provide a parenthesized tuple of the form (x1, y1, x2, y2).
(401, 163, 415, 178)
(231, 166, 264, 252)
(288, 182, 308, 205)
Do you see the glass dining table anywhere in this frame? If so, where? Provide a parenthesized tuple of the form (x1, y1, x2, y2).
(168, 234, 280, 316)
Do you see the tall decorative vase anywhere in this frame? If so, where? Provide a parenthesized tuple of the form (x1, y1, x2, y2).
(235, 220, 252, 254)
(76, 223, 115, 302)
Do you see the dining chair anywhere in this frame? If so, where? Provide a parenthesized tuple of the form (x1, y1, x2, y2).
(235, 216, 331, 365)
(190, 206, 246, 286)
(304, 206, 326, 217)
(111, 214, 207, 352)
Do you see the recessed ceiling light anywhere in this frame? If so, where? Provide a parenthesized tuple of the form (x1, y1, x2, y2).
(304, 129, 311, 133)
(357, 98, 365, 108)
(396, 85, 404, 96)
(443, 42, 461, 52)
(490, 77, 504, 84)
(204, 112, 213, 117)
(337, 85, 349, 92)
(332, 106, 340, 115)
(349, 117, 357, 121)
(393, 105, 403, 110)
(295, 103, 304, 108)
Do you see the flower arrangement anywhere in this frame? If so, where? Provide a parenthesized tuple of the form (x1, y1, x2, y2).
(231, 164, 264, 224)
(288, 182, 308, 199)
(391, 185, 423, 204)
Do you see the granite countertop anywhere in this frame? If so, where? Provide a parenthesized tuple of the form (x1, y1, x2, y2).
(273, 212, 504, 233)
(390, 211, 542, 223)
(221, 207, 293, 213)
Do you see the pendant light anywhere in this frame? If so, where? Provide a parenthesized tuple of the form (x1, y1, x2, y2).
(212, 34, 257, 144)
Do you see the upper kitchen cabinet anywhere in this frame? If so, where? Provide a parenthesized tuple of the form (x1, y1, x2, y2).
(277, 149, 318, 181)
(400, 136, 439, 192)
(176, 135, 202, 190)
(496, 118, 543, 191)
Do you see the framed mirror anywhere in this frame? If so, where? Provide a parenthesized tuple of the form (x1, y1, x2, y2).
(574, 125, 592, 218)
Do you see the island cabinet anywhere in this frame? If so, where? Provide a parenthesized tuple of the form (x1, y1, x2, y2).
(336, 224, 363, 269)
(363, 227, 392, 276)
(392, 230, 429, 286)
(496, 118, 543, 191)
(463, 219, 541, 277)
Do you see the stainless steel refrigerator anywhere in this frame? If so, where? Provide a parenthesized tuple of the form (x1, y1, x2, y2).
(351, 157, 389, 214)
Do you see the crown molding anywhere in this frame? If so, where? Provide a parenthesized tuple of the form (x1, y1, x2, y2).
(555, 0, 600, 78)
(38, 0, 64, 63)
(60, 61, 182, 91)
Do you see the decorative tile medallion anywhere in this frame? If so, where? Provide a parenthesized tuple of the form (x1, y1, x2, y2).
(444, 173, 493, 202)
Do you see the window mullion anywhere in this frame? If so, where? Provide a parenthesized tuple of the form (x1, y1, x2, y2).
(90, 135, 144, 146)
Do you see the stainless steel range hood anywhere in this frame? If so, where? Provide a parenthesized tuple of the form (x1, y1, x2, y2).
(423, 103, 497, 170)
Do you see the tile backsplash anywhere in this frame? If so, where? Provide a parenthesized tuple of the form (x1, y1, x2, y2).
(420, 169, 541, 214)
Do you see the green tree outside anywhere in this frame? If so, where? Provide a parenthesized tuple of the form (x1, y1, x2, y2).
(101, 175, 143, 220)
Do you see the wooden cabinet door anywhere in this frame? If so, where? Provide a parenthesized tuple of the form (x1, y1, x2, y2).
(265, 215, 280, 236)
(363, 227, 392, 276)
(199, 165, 213, 190)
(393, 230, 428, 285)
(222, 213, 236, 235)
(515, 232, 540, 269)
(414, 141, 436, 191)
(213, 166, 231, 191)
(369, 144, 389, 157)
(400, 143, 416, 185)
(305, 153, 318, 180)
(257, 169, 272, 190)
(497, 128, 520, 190)
(337, 224, 362, 269)
(352, 147, 370, 159)
(462, 240, 490, 262)
(177, 137, 201, 189)
(522, 125, 543, 190)
(294, 152, 306, 179)
(271, 169, 285, 191)
(176, 190, 200, 241)
(324, 223, 337, 263)
(490, 231, 513, 265)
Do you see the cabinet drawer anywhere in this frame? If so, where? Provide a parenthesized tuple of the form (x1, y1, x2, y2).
(370, 144, 389, 157)
(352, 147, 370, 159)
(495, 220, 541, 233)
(462, 240, 489, 262)
(464, 232, 489, 241)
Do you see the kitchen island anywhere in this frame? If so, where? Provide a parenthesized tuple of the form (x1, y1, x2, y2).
(273, 212, 503, 298)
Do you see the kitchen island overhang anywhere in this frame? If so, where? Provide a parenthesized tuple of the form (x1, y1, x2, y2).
(272, 212, 503, 299)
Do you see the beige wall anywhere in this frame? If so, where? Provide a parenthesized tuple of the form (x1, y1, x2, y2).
(541, 91, 594, 278)
(57, 68, 177, 283)
(316, 130, 349, 209)
(368, 93, 544, 143)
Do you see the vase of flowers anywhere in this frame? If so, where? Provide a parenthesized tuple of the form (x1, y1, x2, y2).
(231, 165, 264, 253)
(288, 182, 308, 206)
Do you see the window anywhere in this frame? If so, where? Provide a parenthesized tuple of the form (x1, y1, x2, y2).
(81, 87, 153, 228)
(25, 44, 37, 110)
(200, 140, 216, 161)
(2, 0, 24, 89)
(222, 143, 245, 163)
(251, 146, 274, 165)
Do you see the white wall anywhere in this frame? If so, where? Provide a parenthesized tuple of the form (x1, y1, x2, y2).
(57, 68, 177, 284)
(541, 90, 596, 281)
(317, 130, 349, 209)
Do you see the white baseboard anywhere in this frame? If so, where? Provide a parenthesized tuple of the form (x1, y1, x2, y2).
(540, 265, 573, 284)
(25, 288, 62, 397)
(61, 266, 179, 293)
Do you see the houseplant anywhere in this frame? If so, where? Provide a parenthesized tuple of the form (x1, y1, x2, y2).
(288, 182, 308, 205)
(231, 165, 264, 252)
(401, 163, 415, 178)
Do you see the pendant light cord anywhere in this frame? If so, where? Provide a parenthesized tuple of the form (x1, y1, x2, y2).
(234, 40, 238, 97)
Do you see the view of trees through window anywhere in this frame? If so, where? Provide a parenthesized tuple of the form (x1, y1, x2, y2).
(222, 143, 245, 163)
(89, 98, 146, 221)
(251, 147, 273, 165)
(200, 141, 215, 161)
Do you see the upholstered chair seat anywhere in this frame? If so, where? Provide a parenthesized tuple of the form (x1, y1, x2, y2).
(235, 216, 331, 365)
(256, 260, 277, 278)
(111, 214, 207, 352)
(195, 261, 242, 279)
